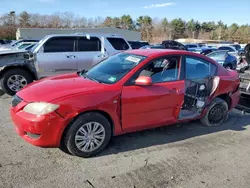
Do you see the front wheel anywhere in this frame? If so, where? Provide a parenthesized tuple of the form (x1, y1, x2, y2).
(200, 98, 229, 127)
(0, 69, 33, 96)
(64, 112, 112, 158)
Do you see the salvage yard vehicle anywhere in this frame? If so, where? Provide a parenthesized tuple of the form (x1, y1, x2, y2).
(236, 43, 250, 113)
(139, 44, 165, 49)
(128, 40, 149, 49)
(10, 49, 240, 158)
(162, 40, 187, 50)
(0, 50, 38, 95)
(206, 50, 237, 70)
(218, 45, 239, 58)
(0, 33, 131, 95)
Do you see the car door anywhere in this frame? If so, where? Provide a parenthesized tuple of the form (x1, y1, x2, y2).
(36, 36, 78, 78)
(178, 56, 217, 120)
(75, 36, 108, 71)
(121, 56, 185, 132)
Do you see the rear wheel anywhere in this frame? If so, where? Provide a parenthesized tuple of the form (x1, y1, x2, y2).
(200, 98, 229, 127)
(64, 112, 112, 158)
(0, 69, 33, 96)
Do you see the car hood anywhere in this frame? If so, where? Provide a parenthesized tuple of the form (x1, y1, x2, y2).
(17, 73, 108, 102)
(0, 49, 27, 55)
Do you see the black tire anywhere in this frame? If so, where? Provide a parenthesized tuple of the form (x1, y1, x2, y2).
(64, 112, 112, 158)
(0, 69, 33, 96)
(200, 98, 229, 127)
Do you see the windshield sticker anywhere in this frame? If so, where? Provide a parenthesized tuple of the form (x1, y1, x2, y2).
(108, 77, 117, 82)
(125, 56, 141, 63)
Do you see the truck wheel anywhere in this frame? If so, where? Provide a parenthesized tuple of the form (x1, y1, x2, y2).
(64, 112, 112, 158)
(200, 98, 228, 127)
(0, 69, 33, 96)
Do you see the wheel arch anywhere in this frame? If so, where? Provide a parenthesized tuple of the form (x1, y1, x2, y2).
(216, 93, 231, 109)
(0, 65, 36, 80)
(60, 110, 114, 146)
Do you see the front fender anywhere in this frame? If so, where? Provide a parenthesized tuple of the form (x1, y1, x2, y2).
(0, 62, 38, 80)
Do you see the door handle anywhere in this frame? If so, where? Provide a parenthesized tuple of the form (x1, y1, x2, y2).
(97, 54, 106, 58)
(66, 55, 76, 59)
(170, 88, 183, 94)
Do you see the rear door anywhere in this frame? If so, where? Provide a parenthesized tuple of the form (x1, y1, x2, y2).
(75, 36, 108, 71)
(179, 56, 217, 119)
(36, 36, 78, 78)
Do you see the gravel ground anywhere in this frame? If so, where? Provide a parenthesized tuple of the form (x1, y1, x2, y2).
(0, 92, 250, 188)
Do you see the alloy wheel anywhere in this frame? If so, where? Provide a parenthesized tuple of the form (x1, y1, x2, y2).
(75, 122, 105, 152)
(7, 75, 28, 92)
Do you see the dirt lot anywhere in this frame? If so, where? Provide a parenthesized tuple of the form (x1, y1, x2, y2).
(1, 92, 250, 188)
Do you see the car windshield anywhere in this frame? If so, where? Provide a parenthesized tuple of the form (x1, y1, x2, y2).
(207, 51, 227, 61)
(17, 43, 32, 49)
(11, 40, 23, 47)
(82, 53, 147, 84)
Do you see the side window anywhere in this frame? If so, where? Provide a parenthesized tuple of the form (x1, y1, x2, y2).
(138, 56, 181, 83)
(185, 56, 216, 80)
(43, 37, 75, 53)
(77, 37, 101, 52)
(107, 37, 129, 50)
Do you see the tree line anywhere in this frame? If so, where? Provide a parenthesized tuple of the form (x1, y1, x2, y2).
(0, 11, 250, 43)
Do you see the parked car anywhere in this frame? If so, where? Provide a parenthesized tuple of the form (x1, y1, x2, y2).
(229, 44, 241, 51)
(128, 41, 149, 49)
(128, 41, 143, 49)
(185, 44, 217, 55)
(206, 50, 237, 70)
(140, 41, 149, 46)
(200, 48, 217, 55)
(0, 42, 37, 51)
(0, 39, 39, 51)
(236, 43, 250, 113)
(162, 40, 187, 50)
(0, 39, 12, 45)
(0, 33, 132, 95)
(185, 44, 200, 51)
(10, 49, 240, 157)
(139, 44, 165, 49)
(217, 45, 239, 58)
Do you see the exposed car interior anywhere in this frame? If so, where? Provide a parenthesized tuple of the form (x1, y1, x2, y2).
(178, 57, 217, 120)
(139, 57, 180, 82)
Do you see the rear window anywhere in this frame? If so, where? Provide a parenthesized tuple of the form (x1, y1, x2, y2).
(77, 37, 101, 52)
(44, 37, 75, 53)
(128, 41, 143, 49)
(107, 37, 129, 50)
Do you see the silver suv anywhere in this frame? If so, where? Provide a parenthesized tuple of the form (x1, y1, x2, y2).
(32, 33, 132, 78)
(0, 33, 132, 95)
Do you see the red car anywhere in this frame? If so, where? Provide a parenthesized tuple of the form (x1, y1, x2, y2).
(10, 49, 240, 158)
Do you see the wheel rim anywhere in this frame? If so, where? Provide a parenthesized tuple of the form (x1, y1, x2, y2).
(7, 75, 27, 92)
(208, 104, 227, 125)
(75, 122, 105, 152)
(226, 66, 231, 69)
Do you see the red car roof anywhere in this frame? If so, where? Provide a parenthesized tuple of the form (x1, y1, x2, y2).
(126, 49, 197, 58)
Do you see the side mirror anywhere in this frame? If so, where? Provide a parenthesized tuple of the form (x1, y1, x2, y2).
(135, 76, 152, 86)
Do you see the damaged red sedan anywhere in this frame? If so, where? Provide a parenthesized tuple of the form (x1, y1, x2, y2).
(10, 49, 240, 157)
